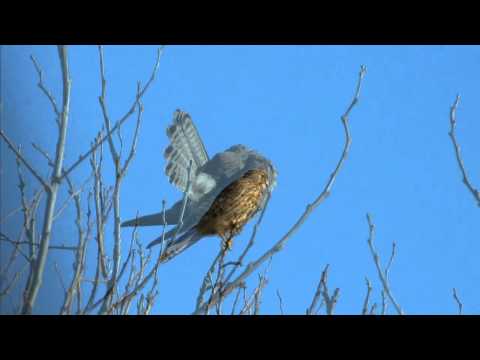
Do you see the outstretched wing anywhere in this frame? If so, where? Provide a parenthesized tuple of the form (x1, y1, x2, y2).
(164, 110, 209, 192)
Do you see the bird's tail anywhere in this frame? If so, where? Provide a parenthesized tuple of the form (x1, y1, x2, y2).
(121, 201, 184, 227)
(147, 227, 204, 262)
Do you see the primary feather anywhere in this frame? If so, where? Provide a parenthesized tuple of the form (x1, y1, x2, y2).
(164, 110, 209, 193)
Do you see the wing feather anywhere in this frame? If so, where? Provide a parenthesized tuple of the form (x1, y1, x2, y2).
(164, 110, 209, 192)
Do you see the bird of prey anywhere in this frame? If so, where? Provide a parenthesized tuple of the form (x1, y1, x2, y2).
(121, 110, 277, 262)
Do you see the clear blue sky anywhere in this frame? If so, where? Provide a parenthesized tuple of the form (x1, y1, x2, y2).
(1, 45, 479, 314)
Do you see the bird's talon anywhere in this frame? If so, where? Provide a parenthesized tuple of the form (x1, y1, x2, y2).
(223, 239, 233, 251)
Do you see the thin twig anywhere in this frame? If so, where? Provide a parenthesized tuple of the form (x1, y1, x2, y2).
(276, 289, 285, 315)
(0, 131, 49, 189)
(0, 233, 30, 262)
(90, 134, 109, 279)
(381, 290, 388, 315)
(52, 175, 92, 221)
(32, 142, 54, 168)
(318, 265, 340, 315)
(230, 286, 244, 315)
(159, 200, 167, 256)
(452, 288, 463, 315)
(195, 248, 225, 314)
(54, 262, 67, 294)
(0, 263, 28, 299)
(307, 264, 330, 315)
(253, 257, 273, 315)
(206, 246, 229, 315)
(385, 242, 396, 281)
(0, 205, 24, 225)
(0, 236, 77, 251)
(170, 159, 193, 244)
(96, 206, 168, 314)
(362, 277, 373, 315)
(60, 175, 89, 315)
(30, 55, 60, 121)
(448, 95, 480, 206)
(239, 260, 272, 315)
(366, 213, 404, 315)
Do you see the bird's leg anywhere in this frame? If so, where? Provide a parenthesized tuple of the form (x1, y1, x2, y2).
(225, 237, 233, 251)
(220, 232, 233, 251)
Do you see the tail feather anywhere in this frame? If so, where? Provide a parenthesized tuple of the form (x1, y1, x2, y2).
(121, 201, 183, 227)
(147, 227, 204, 260)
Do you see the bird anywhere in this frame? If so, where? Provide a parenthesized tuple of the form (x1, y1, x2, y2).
(121, 109, 277, 262)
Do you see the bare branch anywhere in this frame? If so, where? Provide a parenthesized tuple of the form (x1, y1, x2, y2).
(0, 263, 28, 299)
(195, 247, 226, 314)
(59, 175, 89, 315)
(381, 290, 388, 315)
(452, 288, 463, 315)
(158, 200, 168, 256)
(250, 258, 272, 315)
(0, 205, 24, 225)
(362, 277, 373, 315)
(95, 209, 167, 314)
(82, 193, 104, 314)
(206, 246, 229, 315)
(54, 261, 67, 294)
(448, 95, 480, 206)
(170, 160, 193, 244)
(230, 286, 243, 315)
(21, 45, 72, 314)
(0, 132, 49, 189)
(31, 142, 54, 168)
(240, 271, 270, 316)
(30, 55, 60, 122)
(13, 154, 44, 304)
(97, 46, 122, 310)
(307, 265, 341, 316)
(0, 236, 77, 252)
(140, 268, 160, 315)
(276, 289, 285, 315)
(0, 231, 26, 281)
(366, 213, 404, 315)
(121, 83, 144, 176)
(318, 265, 340, 315)
(0, 233, 31, 263)
(98, 45, 120, 164)
(14, 158, 43, 260)
(307, 265, 328, 315)
(385, 242, 397, 281)
(90, 135, 109, 279)
(52, 175, 92, 221)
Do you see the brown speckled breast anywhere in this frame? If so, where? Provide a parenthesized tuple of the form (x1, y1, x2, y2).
(196, 168, 269, 241)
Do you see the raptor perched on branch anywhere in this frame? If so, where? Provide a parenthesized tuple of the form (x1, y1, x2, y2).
(121, 110, 277, 262)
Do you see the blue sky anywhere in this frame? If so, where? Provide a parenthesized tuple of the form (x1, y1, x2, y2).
(1, 45, 479, 314)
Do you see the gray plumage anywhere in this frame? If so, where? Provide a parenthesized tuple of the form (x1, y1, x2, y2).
(164, 110, 209, 193)
(121, 109, 277, 257)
